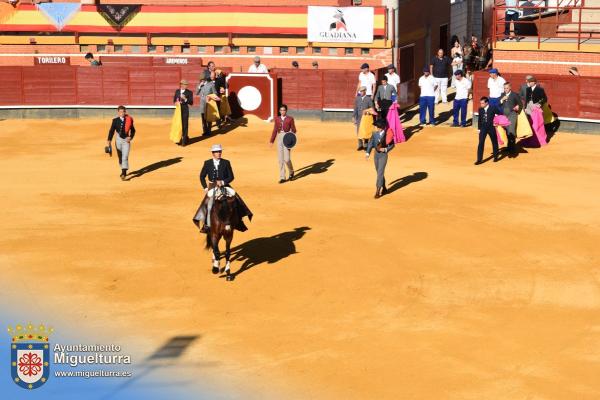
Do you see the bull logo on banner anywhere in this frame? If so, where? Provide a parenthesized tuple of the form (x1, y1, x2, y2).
(8, 323, 52, 390)
(330, 9, 348, 32)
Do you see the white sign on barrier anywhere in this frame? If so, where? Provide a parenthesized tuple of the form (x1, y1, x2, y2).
(307, 6, 374, 43)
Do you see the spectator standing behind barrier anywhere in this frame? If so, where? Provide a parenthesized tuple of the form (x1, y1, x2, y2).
(356, 63, 376, 98)
(503, 0, 521, 41)
(452, 70, 471, 128)
(418, 67, 437, 126)
(248, 56, 268, 73)
(312, 61, 319, 69)
(374, 76, 397, 119)
(430, 49, 451, 104)
(487, 68, 506, 113)
(385, 64, 400, 93)
(85, 52, 101, 67)
(173, 79, 193, 146)
(203, 61, 216, 81)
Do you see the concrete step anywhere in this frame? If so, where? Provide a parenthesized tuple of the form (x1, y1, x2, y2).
(558, 23, 600, 32)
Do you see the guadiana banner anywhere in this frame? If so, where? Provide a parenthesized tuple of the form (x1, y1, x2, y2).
(307, 6, 374, 43)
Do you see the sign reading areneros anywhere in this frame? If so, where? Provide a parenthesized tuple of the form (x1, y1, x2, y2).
(153, 57, 203, 66)
(34, 56, 71, 65)
(307, 6, 374, 43)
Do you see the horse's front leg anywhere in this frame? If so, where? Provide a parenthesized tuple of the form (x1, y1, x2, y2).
(224, 232, 233, 281)
(211, 234, 221, 275)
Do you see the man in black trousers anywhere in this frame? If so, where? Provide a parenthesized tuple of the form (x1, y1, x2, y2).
(173, 79, 193, 146)
(475, 97, 500, 165)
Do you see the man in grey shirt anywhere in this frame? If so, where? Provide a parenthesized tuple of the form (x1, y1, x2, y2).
(500, 82, 522, 151)
(197, 72, 218, 136)
(374, 76, 397, 119)
(353, 86, 374, 151)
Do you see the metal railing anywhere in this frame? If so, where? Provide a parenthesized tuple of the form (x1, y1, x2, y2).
(493, 0, 600, 50)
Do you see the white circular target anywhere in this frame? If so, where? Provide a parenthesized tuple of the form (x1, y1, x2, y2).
(237, 86, 262, 111)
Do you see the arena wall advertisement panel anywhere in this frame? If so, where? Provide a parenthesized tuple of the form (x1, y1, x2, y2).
(307, 6, 374, 43)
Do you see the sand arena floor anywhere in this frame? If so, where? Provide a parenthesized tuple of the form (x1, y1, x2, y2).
(1, 107, 600, 399)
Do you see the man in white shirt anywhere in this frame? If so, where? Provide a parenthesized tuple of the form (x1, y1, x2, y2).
(418, 67, 437, 125)
(356, 63, 376, 97)
(452, 70, 472, 127)
(487, 68, 506, 113)
(503, 0, 520, 41)
(385, 64, 400, 93)
(248, 56, 268, 73)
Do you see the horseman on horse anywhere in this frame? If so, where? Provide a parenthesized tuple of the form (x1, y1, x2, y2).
(193, 144, 252, 279)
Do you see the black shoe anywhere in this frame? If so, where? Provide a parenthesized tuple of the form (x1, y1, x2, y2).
(278, 179, 286, 184)
(452, 123, 459, 127)
(474, 160, 482, 165)
(120, 173, 126, 180)
(212, 266, 219, 274)
(200, 225, 210, 233)
(381, 186, 388, 195)
(493, 158, 499, 162)
(289, 173, 294, 181)
(357, 146, 363, 151)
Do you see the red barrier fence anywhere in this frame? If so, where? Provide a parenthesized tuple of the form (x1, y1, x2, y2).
(472, 70, 600, 120)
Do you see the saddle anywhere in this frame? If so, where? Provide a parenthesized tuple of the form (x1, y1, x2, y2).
(206, 186, 236, 199)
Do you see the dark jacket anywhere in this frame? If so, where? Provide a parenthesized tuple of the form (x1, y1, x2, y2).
(107, 116, 135, 141)
(478, 106, 499, 133)
(526, 85, 547, 105)
(214, 75, 227, 95)
(199, 158, 234, 189)
(500, 91, 522, 116)
(173, 89, 194, 108)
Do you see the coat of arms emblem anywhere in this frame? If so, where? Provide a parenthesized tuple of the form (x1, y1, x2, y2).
(8, 323, 52, 390)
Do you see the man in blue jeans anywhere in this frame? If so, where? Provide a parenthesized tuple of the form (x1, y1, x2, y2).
(452, 70, 471, 127)
(418, 67, 437, 125)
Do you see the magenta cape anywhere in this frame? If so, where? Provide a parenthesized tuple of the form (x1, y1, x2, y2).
(386, 102, 406, 144)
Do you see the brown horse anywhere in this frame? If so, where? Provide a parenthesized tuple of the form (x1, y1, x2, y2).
(204, 189, 241, 281)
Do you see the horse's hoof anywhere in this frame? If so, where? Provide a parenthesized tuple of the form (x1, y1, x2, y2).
(212, 267, 219, 274)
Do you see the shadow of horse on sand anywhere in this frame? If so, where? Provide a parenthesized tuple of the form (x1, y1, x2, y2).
(223, 227, 311, 281)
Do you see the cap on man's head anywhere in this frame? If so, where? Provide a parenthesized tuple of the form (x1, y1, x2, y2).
(525, 74, 533, 81)
(360, 63, 369, 69)
(358, 86, 367, 92)
(253, 56, 260, 62)
(387, 64, 395, 70)
(489, 68, 499, 74)
(527, 76, 537, 83)
(180, 79, 188, 85)
(211, 144, 223, 152)
(454, 69, 463, 76)
(423, 66, 430, 73)
(292, 61, 299, 67)
(312, 61, 318, 66)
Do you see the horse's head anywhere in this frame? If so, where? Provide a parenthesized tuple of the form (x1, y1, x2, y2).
(214, 195, 239, 231)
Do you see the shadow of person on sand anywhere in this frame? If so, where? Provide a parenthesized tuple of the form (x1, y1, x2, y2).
(224, 227, 311, 281)
(387, 172, 428, 194)
(127, 157, 183, 180)
(291, 159, 335, 181)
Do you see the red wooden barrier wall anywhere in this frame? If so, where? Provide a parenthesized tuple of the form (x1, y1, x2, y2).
(472, 71, 600, 120)
(0, 65, 420, 113)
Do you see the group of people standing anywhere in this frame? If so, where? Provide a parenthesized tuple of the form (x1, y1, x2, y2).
(170, 61, 233, 147)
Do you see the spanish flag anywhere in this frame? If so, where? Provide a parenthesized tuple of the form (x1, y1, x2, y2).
(169, 103, 183, 143)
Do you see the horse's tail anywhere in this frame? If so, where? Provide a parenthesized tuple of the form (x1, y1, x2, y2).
(205, 232, 211, 249)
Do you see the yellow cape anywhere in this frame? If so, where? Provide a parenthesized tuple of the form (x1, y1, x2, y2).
(516, 110, 533, 138)
(206, 99, 221, 123)
(357, 110, 374, 140)
(219, 94, 231, 117)
(169, 103, 183, 143)
(496, 126, 508, 147)
(542, 102, 555, 124)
